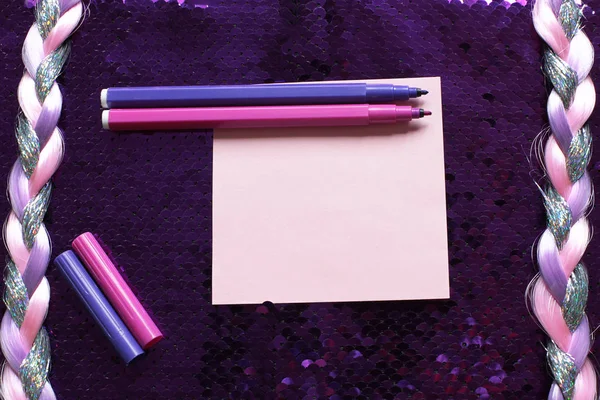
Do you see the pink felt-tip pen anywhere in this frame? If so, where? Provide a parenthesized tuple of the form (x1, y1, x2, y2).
(102, 104, 432, 131)
(72, 233, 163, 350)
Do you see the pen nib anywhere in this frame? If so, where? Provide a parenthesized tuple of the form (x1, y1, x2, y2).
(417, 89, 429, 96)
(419, 109, 432, 118)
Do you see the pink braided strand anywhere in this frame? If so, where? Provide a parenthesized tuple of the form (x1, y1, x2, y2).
(530, 0, 597, 399)
(0, 1, 82, 399)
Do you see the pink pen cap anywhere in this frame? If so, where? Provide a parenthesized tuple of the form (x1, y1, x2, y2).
(72, 232, 163, 349)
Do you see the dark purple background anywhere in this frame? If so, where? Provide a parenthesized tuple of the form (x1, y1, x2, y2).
(1, 0, 600, 398)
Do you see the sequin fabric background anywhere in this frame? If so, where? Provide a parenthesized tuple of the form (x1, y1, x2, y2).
(1, 0, 600, 399)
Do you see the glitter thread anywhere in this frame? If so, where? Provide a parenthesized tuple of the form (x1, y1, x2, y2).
(19, 329, 51, 400)
(543, 49, 578, 108)
(567, 125, 591, 183)
(4, 260, 30, 327)
(561, 264, 588, 332)
(542, 186, 572, 249)
(547, 341, 578, 400)
(15, 113, 40, 179)
(21, 183, 52, 249)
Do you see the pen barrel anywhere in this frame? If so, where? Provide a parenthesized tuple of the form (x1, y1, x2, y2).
(105, 105, 375, 130)
(54, 251, 144, 364)
(103, 83, 419, 108)
(106, 84, 370, 108)
(72, 233, 163, 349)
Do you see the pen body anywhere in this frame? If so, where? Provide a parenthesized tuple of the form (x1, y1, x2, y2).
(55, 251, 143, 363)
(103, 84, 417, 108)
(104, 104, 421, 131)
(73, 233, 163, 349)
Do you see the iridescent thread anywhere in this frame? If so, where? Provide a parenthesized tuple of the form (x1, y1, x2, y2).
(558, 0, 581, 40)
(547, 341, 578, 400)
(562, 264, 588, 332)
(543, 49, 578, 108)
(542, 186, 572, 249)
(18, 330, 50, 400)
(21, 183, 52, 250)
(35, 43, 71, 102)
(35, 0, 60, 40)
(15, 114, 40, 179)
(567, 125, 591, 183)
(4, 260, 29, 327)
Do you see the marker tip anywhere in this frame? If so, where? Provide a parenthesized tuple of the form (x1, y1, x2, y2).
(424, 110, 432, 116)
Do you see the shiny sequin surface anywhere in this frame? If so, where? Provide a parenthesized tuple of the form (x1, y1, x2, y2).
(1, 0, 600, 399)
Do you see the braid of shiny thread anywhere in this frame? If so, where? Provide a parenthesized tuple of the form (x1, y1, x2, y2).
(530, 0, 597, 399)
(0, 0, 82, 399)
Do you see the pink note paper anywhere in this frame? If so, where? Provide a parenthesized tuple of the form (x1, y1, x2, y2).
(213, 77, 448, 305)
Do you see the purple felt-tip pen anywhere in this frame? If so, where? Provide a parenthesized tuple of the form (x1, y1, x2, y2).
(101, 83, 428, 108)
(55, 251, 144, 364)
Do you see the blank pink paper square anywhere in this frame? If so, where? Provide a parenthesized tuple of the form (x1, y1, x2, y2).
(213, 77, 448, 305)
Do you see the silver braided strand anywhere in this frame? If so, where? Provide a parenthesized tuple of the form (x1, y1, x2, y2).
(2, 1, 82, 399)
(542, 186, 572, 251)
(10, 1, 59, 397)
(547, 341, 579, 398)
(535, 0, 595, 398)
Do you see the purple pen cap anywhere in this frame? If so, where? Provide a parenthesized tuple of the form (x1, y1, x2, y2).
(54, 251, 144, 364)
